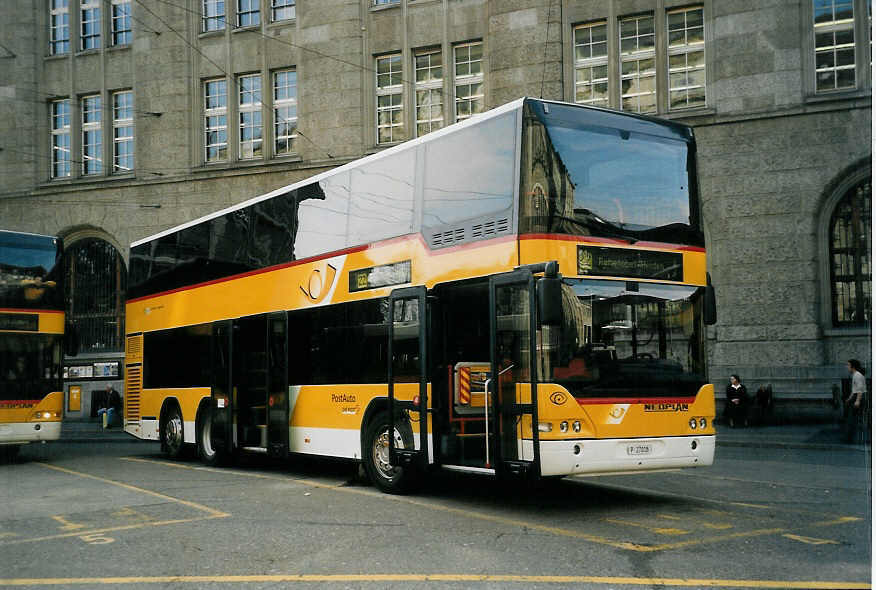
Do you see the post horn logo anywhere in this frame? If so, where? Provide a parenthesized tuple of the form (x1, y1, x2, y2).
(549, 392, 567, 406)
(301, 263, 337, 304)
(609, 406, 626, 419)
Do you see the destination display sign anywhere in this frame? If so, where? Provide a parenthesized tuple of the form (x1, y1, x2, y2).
(577, 246, 683, 281)
(0, 312, 39, 331)
(349, 260, 411, 293)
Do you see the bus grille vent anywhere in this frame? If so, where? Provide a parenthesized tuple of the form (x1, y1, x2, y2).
(125, 364, 142, 421)
(126, 334, 143, 363)
(432, 228, 466, 247)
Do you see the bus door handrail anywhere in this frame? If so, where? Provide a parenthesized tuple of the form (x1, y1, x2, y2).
(484, 364, 515, 468)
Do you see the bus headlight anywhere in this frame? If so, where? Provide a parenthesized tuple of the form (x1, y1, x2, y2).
(689, 418, 697, 430)
(699, 418, 708, 429)
(537, 422, 552, 432)
(573, 421, 581, 432)
(560, 421, 569, 433)
(32, 411, 54, 420)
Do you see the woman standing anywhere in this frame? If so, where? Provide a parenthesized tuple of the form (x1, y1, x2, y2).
(724, 374, 749, 428)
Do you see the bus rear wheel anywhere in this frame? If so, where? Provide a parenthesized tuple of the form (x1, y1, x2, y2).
(362, 411, 417, 494)
(161, 405, 185, 459)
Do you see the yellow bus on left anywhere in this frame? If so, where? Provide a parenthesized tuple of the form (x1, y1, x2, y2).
(0, 230, 65, 458)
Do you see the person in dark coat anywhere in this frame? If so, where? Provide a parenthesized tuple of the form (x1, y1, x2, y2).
(724, 374, 749, 428)
(97, 384, 122, 428)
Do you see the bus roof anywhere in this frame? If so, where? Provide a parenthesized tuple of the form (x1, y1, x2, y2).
(131, 97, 693, 249)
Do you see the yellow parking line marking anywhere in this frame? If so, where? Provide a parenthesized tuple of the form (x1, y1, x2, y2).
(813, 516, 862, 527)
(783, 534, 840, 546)
(731, 502, 770, 509)
(702, 523, 734, 530)
(0, 518, 221, 547)
(111, 506, 155, 522)
(36, 462, 229, 518)
(50, 516, 87, 531)
(646, 528, 785, 551)
(0, 574, 868, 588)
(604, 518, 690, 536)
(0, 533, 18, 539)
(656, 514, 682, 520)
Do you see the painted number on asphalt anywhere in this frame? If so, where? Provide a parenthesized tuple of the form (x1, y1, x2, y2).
(79, 533, 115, 545)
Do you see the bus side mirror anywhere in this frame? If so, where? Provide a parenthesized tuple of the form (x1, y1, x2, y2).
(64, 322, 79, 357)
(537, 276, 563, 326)
(704, 273, 717, 326)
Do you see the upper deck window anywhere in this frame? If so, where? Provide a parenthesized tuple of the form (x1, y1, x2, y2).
(519, 100, 702, 247)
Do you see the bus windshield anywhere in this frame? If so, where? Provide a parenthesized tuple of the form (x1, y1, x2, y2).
(520, 100, 703, 246)
(0, 231, 62, 310)
(0, 333, 62, 401)
(540, 278, 707, 398)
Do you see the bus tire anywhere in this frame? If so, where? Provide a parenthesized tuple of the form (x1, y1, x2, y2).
(196, 405, 226, 466)
(362, 410, 417, 494)
(161, 404, 185, 459)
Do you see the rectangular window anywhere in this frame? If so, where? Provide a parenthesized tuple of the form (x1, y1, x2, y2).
(238, 0, 259, 26)
(204, 79, 227, 162)
(113, 91, 134, 173)
(82, 95, 102, 175)
(80, 0, 101, 50)
(667, 7, 705, 110)
(414, 49, 443, 137)
(373, 0, 400, 5)
(620, 14, 656, 114)
(273, 69, 297, 156)
(814, 0, 856, 91)
(51, 99, 71, 179)
(453, 41, 484, 122)
(203, 0, 225, 32)
(50, 0, 70, 55)
(271, 0, 295, 21)
(376, 53, 404, 144)
(238, 74, 262, 160)
(111, 0, 132, 45)
(573, 22, 609, 106)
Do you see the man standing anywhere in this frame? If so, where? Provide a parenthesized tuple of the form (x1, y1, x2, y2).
(844, 359, 867, 444)
(97, 384, 122, 429)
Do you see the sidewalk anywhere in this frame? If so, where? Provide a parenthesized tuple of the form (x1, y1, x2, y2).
(58, 420, 135, 443)
(715, 422, 871, 453)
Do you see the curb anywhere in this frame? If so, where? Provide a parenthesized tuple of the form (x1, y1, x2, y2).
(717, 439, 870, 452)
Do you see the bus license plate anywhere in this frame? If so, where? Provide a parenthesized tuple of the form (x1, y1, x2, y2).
(627, 444, 652, 456)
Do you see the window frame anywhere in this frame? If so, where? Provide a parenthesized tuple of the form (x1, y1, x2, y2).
(273, 69, 298, 156)
(50, 99, 71, 179)
(375, 53, 405, 145)
(112, 90, 134, 173)
(80, 0, 102, 51)
(573, 21, 609, 107)
(828, 180, 871, 327)
(238, 74, 263, 160)
(237, 0, 260, 27)
(50, 0, 70, 55)
(666, 6, 706, 111)
(453, 41, 484, 123)
(202, 0, 225, 32)
(271, 0, 295, 22)
(110, 0, 132, 46)
(204, 78, 228, 163)
(414, 48, 444, 137)
(81, 94, 103, 176)
(619, 13, 657, 114)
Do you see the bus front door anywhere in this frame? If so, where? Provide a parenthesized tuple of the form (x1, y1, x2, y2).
(388, 286, 429, 470)
(489, 271, 540, 478)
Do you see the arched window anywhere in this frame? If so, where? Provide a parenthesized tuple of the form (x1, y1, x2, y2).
(64, 238, 127, 353)
(829, 180, 871, 326)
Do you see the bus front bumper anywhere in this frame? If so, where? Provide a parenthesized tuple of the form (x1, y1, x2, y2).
(539, 435, 715, 477)
(0, 421, 62, 444)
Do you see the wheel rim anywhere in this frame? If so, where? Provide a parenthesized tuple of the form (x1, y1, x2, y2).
(372, 426, 405, 480)
(201, 413, 214, 458)
(165, 414, 183, 455)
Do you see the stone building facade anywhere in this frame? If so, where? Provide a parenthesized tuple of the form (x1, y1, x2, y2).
(0, 0, 870, 418)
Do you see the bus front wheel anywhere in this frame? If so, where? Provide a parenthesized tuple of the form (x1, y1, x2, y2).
(196, 406, 227, 466)
(161, 405, 185, 459)
(362, 411, 417, 494)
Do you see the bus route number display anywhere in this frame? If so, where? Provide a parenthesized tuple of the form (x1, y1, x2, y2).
(577, 246, 683, 281)
(0, 313, 39, 331)
(349, 260, 412, 293)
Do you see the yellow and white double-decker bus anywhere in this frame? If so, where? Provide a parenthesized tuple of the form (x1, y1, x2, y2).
(124, 98, 716, 492)
(0, 230, 65, 458)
